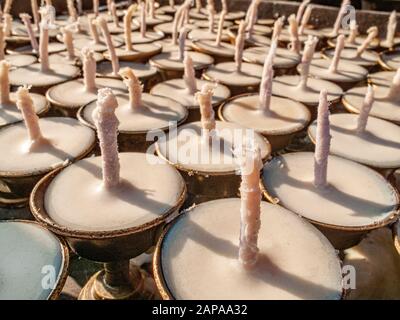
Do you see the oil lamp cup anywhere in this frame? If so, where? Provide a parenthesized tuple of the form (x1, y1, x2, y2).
(30, 167, 187, 300)
(0, 220, 69, 300)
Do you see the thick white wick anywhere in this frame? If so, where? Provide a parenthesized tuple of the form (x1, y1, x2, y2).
(235, 20, 247, 73)
(67, 0, 78, 22)
(0, 24, 4, 61)
(96, 16, 120, 76)
(208, 2, 215, 34)
(347, 20, 358, 44)
(3, 0, 13, 14)
(94, 88, 120, 189)
(183, 54, 197, 95)
(20, 14, 39, 52)
(386, 67, 400, 101)
(93, 0, 99, 17)
(0, 60, 10, 105)
(196, 83, 215, 143)
(31, 0, 40, 31)
(178, 27, 188, 61)
(296, 0, 311, 24)
(259, 41, 277, 113)
(61, 27, 76, 60)
(149, 0, 156, 19)
(356, 26, 378, 57)
(328, 34, 345, 73)
(272, 16, 285, 40)
(169, 0, 175, 8)
(386, 10, 397, 48)
(140, 1, 146, 38)
(119, 67, 143, 110)
(39, 8, 52, 72)
(247, 0, 260, 38)
(298, 35, 318, 89)
(16, 86, 50, 152)
(331, 0, 350, 37)
(215, 10, 226, 46)
(314, 89, 331, 188)
(111, 1, 120, 28)
(196, 0, 202, 12)
(221, 0, 228, 13)
(299, 4, 312, 35)
(238, 144, 263, 269)
(89, 15, 101, 44)
(356, 85, 374, 133)
(3, 13, 12, 37)
(171, 1, 186, 45)
(288, 14, 301, 54)
(124, 4, 136, 51)
(82, 47, 97, 93)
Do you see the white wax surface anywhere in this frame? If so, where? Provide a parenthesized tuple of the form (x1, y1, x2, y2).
(369, 71, 395, 88)
(323, 48, 379, 67)
(45, 153, 185, 231)
(97, 61, 157, 79)
(0, 222, 64, 300)
(48, 51, 104, 65)
(154, 22, 195, 35)
(205, 62, 263, 87)
(106, 44, 161, 59)
(73, 35, 123, 52)
(192, 40, 235, 58)
(188, 29, 229, 42)
(380, 50, 400, 71)
(221, 95, 310, 135)
(150, 51, 214, 71)
(5, 54, 37, 67)
(243, 46, 300, 68)
(150, 79, 230, 109)
(0, 117, 95, 174)
(272, 75, 343, 105)
(344, 86, 400, 123)
(161, 199, 343, 300)
(157, 121, 270, 173)
(132, 14, 172, 26)
(308, 58, 368, 83)
(329, 35, 380, 49)
(193, 20, 233, 29)
(10, 42, 66, 55)
(82, 93, 187, 132)
(153, 38, 192, 53)
(121, 31, 164, 44)
(308, 113, 400, 168)
(47, 78, 127, 108)
(246, 34, 272, 47)
(0, 92, 48, 127)
(9, 63, 80, 87)
(262, 152, 398, 227)
(278, 28, 309, 43)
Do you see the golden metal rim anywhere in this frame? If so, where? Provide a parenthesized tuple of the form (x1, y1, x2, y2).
(0, 219, 70, 300)
(260, 155, 400, 233)
(29, 162, 187, 240)
(218, 92, 311, 136)
(378, 49, 399, 71)
(394, 221, 400, 255)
